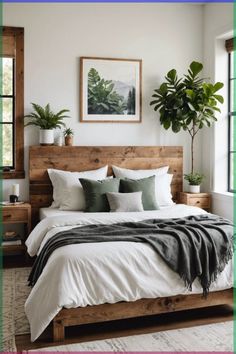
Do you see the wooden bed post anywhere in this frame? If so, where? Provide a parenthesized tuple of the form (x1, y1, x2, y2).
(53, 319, 65, 342)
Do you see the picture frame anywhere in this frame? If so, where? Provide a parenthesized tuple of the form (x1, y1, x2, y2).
(80, 57, 142, 123)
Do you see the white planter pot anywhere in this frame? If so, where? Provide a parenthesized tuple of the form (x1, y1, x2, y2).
(189, 185, 200, 193)
(39, 129, 54, 145)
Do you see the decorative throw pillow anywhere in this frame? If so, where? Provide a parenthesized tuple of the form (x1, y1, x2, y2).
(119, 176, 159, 211)
(47, 166, 108, 210)
(79, 178, 120, 212)
(106, 192, 144, 212)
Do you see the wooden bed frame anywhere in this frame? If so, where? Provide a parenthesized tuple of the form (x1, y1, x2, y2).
(29, 145, 233, 342)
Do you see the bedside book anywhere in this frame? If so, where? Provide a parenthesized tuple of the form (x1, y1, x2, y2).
(2, 239, 22, 246)
(2, 233, 22, 246)
(0, 201, 24, 206)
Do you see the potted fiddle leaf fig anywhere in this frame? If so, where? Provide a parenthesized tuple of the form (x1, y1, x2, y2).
(150, 61, 224, 192)
(64, 127, 74, 146)
(24, 103, 70, 145)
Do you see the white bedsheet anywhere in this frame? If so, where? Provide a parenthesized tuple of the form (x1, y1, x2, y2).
(39, 207, 81, 220)
(25, 205, 233, 342)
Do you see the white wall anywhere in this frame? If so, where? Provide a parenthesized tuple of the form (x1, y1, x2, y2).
(202, 3, 233, 219)
(3, 3, 204, 201)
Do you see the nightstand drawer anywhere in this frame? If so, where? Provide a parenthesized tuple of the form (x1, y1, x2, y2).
(3, 209, 28, 222)
(188, 197, 210, 208)
(179, 192, 211, 211)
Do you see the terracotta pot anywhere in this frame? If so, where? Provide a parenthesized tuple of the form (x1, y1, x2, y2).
(39, 129, 54, 145)
(65, 135, 73, 146)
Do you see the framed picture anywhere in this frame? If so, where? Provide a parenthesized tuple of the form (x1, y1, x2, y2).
(80, 57, 142, 123)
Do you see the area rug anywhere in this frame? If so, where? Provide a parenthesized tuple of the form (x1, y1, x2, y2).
(29, 321, 233, 352)
(2, 267, 31, 352)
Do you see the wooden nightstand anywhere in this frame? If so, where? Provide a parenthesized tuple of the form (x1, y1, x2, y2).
(2, 203, 31, 255)
(179, 192, 211, 212)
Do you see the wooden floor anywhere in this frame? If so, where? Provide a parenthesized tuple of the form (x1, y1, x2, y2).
(4, 256, 233, 351)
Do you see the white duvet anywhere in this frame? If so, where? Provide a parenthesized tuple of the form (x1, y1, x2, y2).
(25, 205, 233, 342)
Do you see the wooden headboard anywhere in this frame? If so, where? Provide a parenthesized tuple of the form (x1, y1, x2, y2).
(29, 146, 183, 226)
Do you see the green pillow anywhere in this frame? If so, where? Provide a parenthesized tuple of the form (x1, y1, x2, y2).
(119, 175, 159, 210)
(79, 178, 120, 212)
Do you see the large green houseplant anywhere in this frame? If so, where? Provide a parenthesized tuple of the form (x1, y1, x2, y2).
(24, 103, 70, 145)
(150, 61, 224, 192)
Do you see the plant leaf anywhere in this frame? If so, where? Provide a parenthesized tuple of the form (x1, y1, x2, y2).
(213, 82, 224, 92)
(167, 69, 177, 82)
(189, 61, 203, 78)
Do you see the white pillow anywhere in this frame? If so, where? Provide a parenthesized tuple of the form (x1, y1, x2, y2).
(156, 173, 174, 207)
(112, 165, 169, 179)
(48, 166, 108, 210)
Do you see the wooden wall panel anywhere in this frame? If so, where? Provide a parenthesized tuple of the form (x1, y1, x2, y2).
(29, 146, 183, 226)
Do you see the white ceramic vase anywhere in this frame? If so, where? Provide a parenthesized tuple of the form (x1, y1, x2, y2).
(39, 129, 54, 145)
(189, 185, 200, 193)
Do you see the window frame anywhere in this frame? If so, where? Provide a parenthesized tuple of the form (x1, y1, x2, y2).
(2, 57, 15, 169)
(227, 52, 235, 192)
(2, 26, 25, 179)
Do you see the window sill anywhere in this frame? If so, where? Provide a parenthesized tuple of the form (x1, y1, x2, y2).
(211, 191, 234, 200)
(2, 170, 25, 179)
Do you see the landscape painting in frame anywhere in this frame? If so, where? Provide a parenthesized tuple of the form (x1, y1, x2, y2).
(80, 57, 142, 122)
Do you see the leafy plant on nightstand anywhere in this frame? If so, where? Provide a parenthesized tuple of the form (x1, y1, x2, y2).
(24, 103, 70, 145)
(184, 173, 204, 193)
(150, 61, 224, 192)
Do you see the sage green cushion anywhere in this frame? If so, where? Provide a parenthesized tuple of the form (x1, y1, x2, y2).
(119, 175, 159, 210)
(79, 178, 120, 212)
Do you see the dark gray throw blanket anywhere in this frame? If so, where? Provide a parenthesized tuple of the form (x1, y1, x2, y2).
(28, 214, 233, 295)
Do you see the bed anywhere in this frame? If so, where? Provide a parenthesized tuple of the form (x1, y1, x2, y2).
(26, 146, 233, 342)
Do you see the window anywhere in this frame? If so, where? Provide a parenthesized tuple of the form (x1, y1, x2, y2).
(1, 27, 25, 179)
(226, 38, 235, 192)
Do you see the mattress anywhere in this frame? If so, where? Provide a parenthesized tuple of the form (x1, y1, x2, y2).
(39, 207, 82, 220)
(25, 205, 233, 342)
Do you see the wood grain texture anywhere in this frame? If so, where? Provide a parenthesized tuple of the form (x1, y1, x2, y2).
(179, 192, 211, 211)
(2, 203, 31, 255)
(225, 37, 234, 53)
(53, 288, 233, 341)
(2, 26, 25, 179)
(29, 145, 183, 226)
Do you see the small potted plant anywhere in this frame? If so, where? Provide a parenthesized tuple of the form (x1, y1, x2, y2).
(24, 103, 70, 145)
(64, 127, 74, 146)
(184, 173, 204, 193)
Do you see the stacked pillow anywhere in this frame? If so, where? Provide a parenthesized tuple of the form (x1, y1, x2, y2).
(48, 165, 173, 213)
(112, 165, 174, 208)
(80, 175, 159, 212)
(48, 166, 108, 211)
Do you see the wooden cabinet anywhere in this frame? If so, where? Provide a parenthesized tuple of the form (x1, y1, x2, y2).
(179, 192, 211, 212)
(2, 203, 31, 254)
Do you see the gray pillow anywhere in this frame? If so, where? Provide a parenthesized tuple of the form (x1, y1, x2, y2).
(106, 192, 144, 212)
